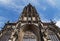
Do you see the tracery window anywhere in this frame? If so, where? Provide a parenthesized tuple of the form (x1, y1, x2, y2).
(46, 30, 59, 41)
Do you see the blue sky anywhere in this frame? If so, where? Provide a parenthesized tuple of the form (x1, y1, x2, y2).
(0, 0, 60, 30)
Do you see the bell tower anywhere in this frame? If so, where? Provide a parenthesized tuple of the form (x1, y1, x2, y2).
(0, 3, 60, 41)
(18, 3, 41, 23)
(17, 3, 43, 41)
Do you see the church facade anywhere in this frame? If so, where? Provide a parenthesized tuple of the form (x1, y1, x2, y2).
(0, 4, 60, 41)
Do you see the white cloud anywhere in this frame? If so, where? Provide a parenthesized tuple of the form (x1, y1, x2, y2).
(0, 22, 4, 27)
(46, 0, 56, 7)
(0, 16, 8, 30)
(56, 20, 60, 28)
(0, 0, 24, 13)
(46, 0, 60, 9)
(22, 0, 40, 6)
(0, 16, 8, 22)
(0, 22, 5, 30)
(23, 0, 47, 11)
(41, 6, 47, 11)
(0, 0, 47, 12)
(0, 0, 11, 4)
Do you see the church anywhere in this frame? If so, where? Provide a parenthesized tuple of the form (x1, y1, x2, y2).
(0, 4, 60, 41)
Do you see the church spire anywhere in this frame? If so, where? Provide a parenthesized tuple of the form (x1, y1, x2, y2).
(19, 3, 41, 23)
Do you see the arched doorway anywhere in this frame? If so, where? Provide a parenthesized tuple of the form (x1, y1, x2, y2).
(23, 31, 37, 41)
(18, 24, 40, 41)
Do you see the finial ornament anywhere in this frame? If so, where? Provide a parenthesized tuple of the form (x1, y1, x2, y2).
(6, 20, 10, 24)
(50, 19, 56, 24)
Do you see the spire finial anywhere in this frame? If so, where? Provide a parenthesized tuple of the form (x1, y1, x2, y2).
(6, 20, 10, 24)
(50, 19, 56, 24)
(27, 3, 32, 7)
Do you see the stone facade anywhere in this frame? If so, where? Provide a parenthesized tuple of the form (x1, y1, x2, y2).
(0, 4, 60, 41)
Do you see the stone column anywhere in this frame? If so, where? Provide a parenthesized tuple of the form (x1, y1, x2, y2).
(18, 29, 24, 41)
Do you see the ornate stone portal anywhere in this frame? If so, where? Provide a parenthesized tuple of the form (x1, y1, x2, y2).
(0, 4, 60, 41)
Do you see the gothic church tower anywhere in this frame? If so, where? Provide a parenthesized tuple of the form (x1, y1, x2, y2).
(0, 4, 60, 41)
